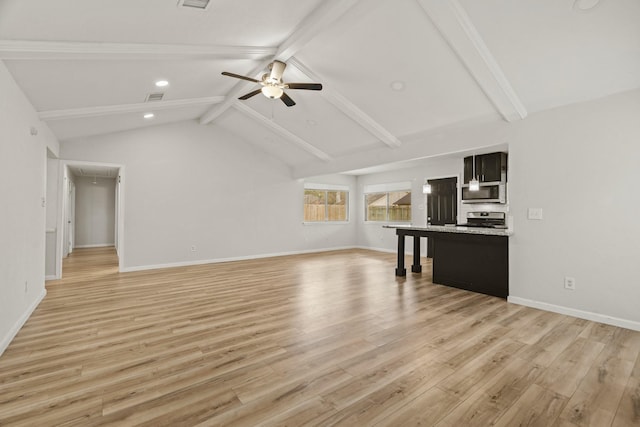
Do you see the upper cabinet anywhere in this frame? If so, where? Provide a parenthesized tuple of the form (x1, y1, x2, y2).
(463, 152, 508, 184)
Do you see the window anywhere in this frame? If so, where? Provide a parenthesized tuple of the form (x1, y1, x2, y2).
(304, 186, 349, 222)
(364, 183, 411, 222)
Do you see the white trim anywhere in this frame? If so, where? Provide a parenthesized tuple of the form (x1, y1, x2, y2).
(39, 97, 225, 121)
(302, 221, 350, 226)
(0, 289, 46, 357)
(0, 40, 276, 60)
(287, 57, 401, 148)
(415, 0, 527, 122)
(45, 275, 57, 281)
(74, 244, 115, 249)
(232, 102, 331, 161)
(354, 245, 397, 254)
(199, 0, 362, 125)
(508, 296, 640, 332)
(120, 246, 358, 273)
(304, 182, 349, 191)
(364, 181, 412, 194)
(274, 0, 362, 60)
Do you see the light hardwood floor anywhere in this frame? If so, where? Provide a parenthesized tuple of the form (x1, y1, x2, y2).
(1, 247, 639, 426)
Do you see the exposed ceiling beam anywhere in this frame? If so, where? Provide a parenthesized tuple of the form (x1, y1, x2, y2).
(232, 102, 332, 162)
(198, 59, 273, 125)
(199, 0, 363, 125)
(39, 96, 225, 121)
(416, 0, 527, 121)
(0, 40, 276, 60)
(287, 57, 401, 149)
(273, 0, 362, 61)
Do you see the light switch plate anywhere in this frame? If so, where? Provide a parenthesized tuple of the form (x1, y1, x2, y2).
(528, 208, 543, 220)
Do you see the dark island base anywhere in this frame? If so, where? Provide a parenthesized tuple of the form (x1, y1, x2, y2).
(432, 232, 508, 298)
(394, 228, 508, 299)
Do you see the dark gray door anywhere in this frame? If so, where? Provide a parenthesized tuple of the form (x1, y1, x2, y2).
(426, 177, 457, 257)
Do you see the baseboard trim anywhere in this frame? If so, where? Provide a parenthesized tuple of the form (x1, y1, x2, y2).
(508, 296, 640, 332)
(120, 246, 360, 273)
(74, 244, 115, 249)
(355, 245, 397, 254)
(0, 289, 47, 357)
(45, 275, 58, 281)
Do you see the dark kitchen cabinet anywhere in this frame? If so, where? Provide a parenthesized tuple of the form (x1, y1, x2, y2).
(426, 177, 458, 258)
(463, 152, 507, 184)
(463, 156, 474, 184)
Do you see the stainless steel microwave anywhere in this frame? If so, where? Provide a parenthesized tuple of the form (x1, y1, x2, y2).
(462, 182, 506, 204)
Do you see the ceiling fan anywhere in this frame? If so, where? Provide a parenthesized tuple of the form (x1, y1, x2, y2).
(221, 60, 322, 107)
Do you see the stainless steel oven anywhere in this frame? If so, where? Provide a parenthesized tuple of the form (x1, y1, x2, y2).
(462, 182, 506, 204)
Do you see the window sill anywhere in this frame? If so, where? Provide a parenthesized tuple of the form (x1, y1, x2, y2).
(364, 221, 412, 225)
(303, 221, 350, 226)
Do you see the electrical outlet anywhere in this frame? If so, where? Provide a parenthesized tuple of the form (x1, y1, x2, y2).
(564, 276, 576, 290)
(190, 245, 197, 252)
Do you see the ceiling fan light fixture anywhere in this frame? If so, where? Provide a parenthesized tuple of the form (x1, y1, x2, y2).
(261, 85, 284, 99)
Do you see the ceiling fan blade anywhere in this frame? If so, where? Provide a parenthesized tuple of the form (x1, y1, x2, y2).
(280, 92, 296, 107)
(238, 89, 262, 100)
(286, 83, 323, 91)
(221, 71, 259, 83)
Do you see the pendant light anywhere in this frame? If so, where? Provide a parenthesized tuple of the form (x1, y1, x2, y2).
(422, 182, 432, 194)
(469, 156, 480, 191)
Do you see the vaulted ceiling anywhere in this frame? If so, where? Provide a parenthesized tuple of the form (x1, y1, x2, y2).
(1, 0, 639, 176)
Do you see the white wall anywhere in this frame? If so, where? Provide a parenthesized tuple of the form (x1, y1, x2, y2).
(59, 87, 640, 330)
(508, 89, 640, 327)
(0, 61, 58, 355)
(73, 176, 116, 248)
(60, 121, 357, 270)
(355, 156, 462, 252)
(353, 89, 640, 329)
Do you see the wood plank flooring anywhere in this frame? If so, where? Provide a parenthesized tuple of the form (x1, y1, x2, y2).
(1, 247, 639, 426)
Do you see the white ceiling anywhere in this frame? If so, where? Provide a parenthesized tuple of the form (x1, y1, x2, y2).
(1, 0, 638, 175)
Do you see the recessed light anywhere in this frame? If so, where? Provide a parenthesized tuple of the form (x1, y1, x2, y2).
(144, 113, 155, 119)
(390, 81, 405, 91)
(572, 0, 601, 11)
(155, 80, 169, 88)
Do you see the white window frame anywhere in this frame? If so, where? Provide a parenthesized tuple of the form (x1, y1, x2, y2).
(363, 181, 412, 223)
(303, 183, 350, 224)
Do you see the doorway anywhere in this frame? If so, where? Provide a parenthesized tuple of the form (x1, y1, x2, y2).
(57, 161, 125, 277)
(426, 176, 458, 258)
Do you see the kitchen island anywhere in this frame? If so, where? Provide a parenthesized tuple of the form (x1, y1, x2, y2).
(386, 225, 511, 298)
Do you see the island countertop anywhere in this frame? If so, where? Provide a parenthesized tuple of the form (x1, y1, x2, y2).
(383, 224, 512, 237)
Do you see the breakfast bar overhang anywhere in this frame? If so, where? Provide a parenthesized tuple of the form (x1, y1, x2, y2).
(387, 225, 510, 298)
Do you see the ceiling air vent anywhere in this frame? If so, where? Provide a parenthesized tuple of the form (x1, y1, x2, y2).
(177, 0, 211, 10)
(146, 92, 164, 102)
